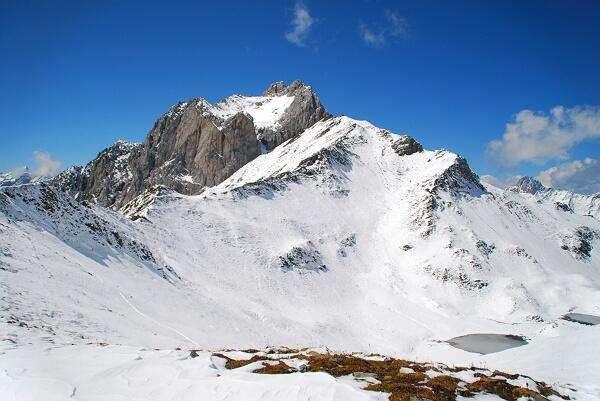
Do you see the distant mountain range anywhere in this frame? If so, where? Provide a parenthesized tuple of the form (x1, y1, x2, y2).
(0, 167, 45, 187)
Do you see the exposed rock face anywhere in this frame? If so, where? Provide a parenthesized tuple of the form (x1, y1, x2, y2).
(560, 226, 598, 260)
(431, 156, 486, 196)
(53, 81, 330, 209)
(258, 81, 330, 150)
(54, 141, 139, 205)
(511, 176, 546, 194)
(134, 105, 260, 196)
(391, 135, 423, 156)
(275, 241, 327, 273)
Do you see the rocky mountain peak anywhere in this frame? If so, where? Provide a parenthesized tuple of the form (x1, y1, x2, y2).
(262, 80, 312, 96)
(257, 80, 331, 150)
(262, 81, 288, 96)
(53, 80, 331, 209)
(391, 136, 423, 156)
(513, 176, 546, 194)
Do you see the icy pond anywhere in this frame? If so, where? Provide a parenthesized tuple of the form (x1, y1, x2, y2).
(562, 313, 600, 325)
(447, 334, 528, 354)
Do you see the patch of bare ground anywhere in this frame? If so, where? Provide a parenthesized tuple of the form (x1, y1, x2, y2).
(211, 350, 570, 401)
(255, 361, 296, 374)
(213, 353, 272, 369)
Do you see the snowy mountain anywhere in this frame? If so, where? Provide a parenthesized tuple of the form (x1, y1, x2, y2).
(0, 168, 44, 187)
(2, 82, 600, 400)
(503, 176, 600, 219)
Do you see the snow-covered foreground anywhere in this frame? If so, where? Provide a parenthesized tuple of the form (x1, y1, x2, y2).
(0, 344, 385, 401)
(2, 117, 600, 399)
(1, 332, 599, 401)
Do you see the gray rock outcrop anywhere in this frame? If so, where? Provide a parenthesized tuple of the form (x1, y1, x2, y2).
(53, 80, 330, 209)
(511, 176, 546, 194)
(258, 81, 330, 150)
(391, 136, 423, 156)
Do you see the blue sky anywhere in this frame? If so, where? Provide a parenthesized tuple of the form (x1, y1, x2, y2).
(2, 1, 600, 191)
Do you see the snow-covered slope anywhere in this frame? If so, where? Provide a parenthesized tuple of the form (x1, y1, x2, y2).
(2, 115, 600, 399)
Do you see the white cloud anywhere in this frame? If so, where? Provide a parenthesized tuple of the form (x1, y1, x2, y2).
(359, 24, 385, 47)
(486, 106, 600, 166)
(360, 10, 407, 47)
(285, 3, 314, 47)
(386, 10, 407, 37)
(33, 151, 61, 176)
(538, 158, 600, 194)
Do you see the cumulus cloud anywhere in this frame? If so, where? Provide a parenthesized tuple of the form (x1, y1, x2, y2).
(285, 3, 314, 47)
(32, 151, 62, 176)
(538, 158, 600, 194)
(486, 106, 600, 166)
(360, 10, 407, 47)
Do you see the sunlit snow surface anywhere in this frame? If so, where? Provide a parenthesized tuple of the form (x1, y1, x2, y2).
(2, 116, 600, 400)
(1, 333, 599, 401)
(209, 94, 295, 129)
(0, 346, 388, 401)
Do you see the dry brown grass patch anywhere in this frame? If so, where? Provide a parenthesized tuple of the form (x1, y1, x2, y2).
(254, 361, 295, 374)
(213, 353, 272, 369)
(466, 377, 544, 401)
(212, 350, 570, 401)
(427, 375, 461, 393)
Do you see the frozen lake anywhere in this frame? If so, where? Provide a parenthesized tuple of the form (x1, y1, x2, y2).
(563, 313, 600, 325)
(447, 334, 528, 354)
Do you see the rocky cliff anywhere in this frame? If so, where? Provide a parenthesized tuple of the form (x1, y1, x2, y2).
(53, 80, 330, 209)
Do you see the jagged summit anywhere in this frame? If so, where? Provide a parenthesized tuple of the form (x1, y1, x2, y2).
(511, 176, 546, 194)
(53, 80, 330, 209)
(262, 79, 313, 96)
(498, 175, 600, 218)
(166, 80, 326, 132)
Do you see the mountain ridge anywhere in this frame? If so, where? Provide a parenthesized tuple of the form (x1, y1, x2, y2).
(51, 80, 329, 209)
(484, 175, 600, 219)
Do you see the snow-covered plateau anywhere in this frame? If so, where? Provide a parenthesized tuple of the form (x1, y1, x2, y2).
(1, 87, 600, 400)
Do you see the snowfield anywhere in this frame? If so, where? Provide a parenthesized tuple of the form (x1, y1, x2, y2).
(2, 115, 600, 400)
(0, 346, 391, 401)
(209, 94, 295, 130)
(3, 337, 598, 401)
